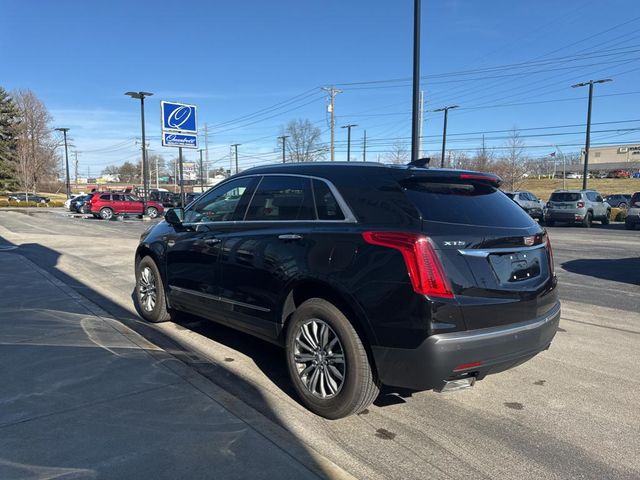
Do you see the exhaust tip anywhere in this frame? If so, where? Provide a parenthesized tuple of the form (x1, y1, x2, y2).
(435, 377, 476, 393)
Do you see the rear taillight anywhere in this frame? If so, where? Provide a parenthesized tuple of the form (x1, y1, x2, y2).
(576, 201, 585, 208)
(362, 231, 454, 299)
(458, 172, 501, 187)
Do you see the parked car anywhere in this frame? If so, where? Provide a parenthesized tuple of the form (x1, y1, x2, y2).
(625, 192, 640, 230)
(149, 190, 178, 208)
(8, 193, 50, 203)
(89, 192, 164, 219)
(632, 172, 640, 179)
(544, 190, 610, 227)
(134, 163, 559, 419)
(608, 169, 631, 179)
(565, 172, 582, 179)
(503, 191, 545, 220)
(603, 194, 632, 209)
(64, 193, 83, 209)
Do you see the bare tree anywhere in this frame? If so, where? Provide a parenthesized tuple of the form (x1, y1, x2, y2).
(493, 128, 528, 191)
(384, 140, 409, 164)
(13, 90, 58, 193)
(284, 119, 326, 162)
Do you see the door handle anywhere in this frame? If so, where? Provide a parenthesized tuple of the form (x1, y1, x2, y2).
(204, 238, 221, 245)
(278, 234, 303, 240)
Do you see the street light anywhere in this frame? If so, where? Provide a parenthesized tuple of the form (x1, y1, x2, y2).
(571, 79, 612, 189)
(341, 124, 358, 161)
(411, 0, 421, 162)
(433, 105, 459, 168)
(125, 91, 153, 207)
(54, 128, 71, 199)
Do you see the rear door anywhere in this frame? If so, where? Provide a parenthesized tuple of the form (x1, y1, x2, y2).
(216, 175, 317, 339)
(401, 176, 556, 330)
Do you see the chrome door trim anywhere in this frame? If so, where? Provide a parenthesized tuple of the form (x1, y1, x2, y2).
(170, 285, 271, 312)
(457, 242, 547, 258)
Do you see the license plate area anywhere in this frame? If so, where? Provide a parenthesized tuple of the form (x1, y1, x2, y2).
(489, 249, 543, 283)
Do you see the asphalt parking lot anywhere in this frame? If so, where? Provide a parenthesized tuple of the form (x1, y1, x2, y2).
(0, 208, 638, 479)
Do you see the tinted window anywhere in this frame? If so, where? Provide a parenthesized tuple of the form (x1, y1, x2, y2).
(246, 176, 315, 221)
(403, 180, 534, 227)
(185, 177, 254, 223)
(550, 192, 581, 202)
(100, 194, 111, 200)
(111, 194, 123, 201)
(313, 180, 345, 220)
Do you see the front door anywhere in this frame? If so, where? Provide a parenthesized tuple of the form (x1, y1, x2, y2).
(165, 176, 258, 319)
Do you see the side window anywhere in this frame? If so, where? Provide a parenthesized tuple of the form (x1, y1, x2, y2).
(520, 193, 531, 201)
(100, 194, 111, 201)
(245, 176, 315, 221)
(184, 177, 255, 223)
(313, 179, 345, 220)
(112, 194, 123, 201)
(586, 192, 597, 202)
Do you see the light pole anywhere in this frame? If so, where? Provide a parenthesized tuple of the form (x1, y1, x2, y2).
(125, 91, 153, 207)
(341, 124, 357, 161)
(433, 105, 459, 168)
(571, 79, 612, 190)
(198, 148, 205, 191)
(411, 0, 421, 162)
(55, 128, 71, 199)
(232, 144, 241, 174)
(278, 135, 289, 163)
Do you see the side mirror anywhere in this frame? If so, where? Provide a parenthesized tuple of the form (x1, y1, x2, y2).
(165, 207, 184, 225)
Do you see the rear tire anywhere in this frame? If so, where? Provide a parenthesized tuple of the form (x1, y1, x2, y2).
(602, 211, 610, 225)
(285, 298, 380, 419)
(582, 212, 592, 228)
(134, 256, 172, 323)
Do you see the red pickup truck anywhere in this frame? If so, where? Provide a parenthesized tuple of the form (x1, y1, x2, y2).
(89, 192, 164, 220)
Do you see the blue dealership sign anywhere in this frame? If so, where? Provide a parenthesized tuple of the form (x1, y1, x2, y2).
(161, 101, 197, 134)
(162, 132, 198, 149)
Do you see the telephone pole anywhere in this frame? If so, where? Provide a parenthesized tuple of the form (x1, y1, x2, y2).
(198, 148, 205, 191)
(74, 151, 78, 184)
(572, 78, 612, 189)
(341, 124, 357, 162)
(362, 130, 367, 162)
(232, 144, 241, 174)
(411, 0, 421, 162)
(278, 135, 289, 163)
(419, 90, 424, 158)
(433, 105, 459, 168)
(321, 86, 342, 161)
(54, 128, 71, 199)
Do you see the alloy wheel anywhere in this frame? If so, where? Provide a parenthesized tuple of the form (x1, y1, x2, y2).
(293, 319, 346, 399)
(138, 266, 157, 312)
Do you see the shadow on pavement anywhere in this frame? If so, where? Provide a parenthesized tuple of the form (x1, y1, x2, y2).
(0, 234, 335, 479)
(561, 257, 640, 286)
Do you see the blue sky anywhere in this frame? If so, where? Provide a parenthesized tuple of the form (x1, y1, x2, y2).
(2, 0, 639, 174)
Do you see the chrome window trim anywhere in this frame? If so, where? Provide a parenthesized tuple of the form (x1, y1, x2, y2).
(457, 242, 547, 258)
(183, 173, 357, 225)
(170, 285, 271, 312)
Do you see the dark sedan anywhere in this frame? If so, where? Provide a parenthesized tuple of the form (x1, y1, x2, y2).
(8, 193, 50, 203)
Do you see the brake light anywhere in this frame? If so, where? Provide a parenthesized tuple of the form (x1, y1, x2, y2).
(362, 231, 454, 298)
(576, 201, 585, 208)
(458, 173, 502, 187)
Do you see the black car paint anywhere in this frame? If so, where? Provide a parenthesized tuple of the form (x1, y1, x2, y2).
(137, 163, 559, 391)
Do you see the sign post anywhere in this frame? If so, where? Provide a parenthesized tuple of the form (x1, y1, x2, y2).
(160, 101, 198, 206)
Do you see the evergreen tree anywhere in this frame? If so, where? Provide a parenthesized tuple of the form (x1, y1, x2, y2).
(0, 87, 20, 189)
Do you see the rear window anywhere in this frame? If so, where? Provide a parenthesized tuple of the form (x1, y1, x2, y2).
(403, 180, 534, 227)
(550, 192, 581, 202)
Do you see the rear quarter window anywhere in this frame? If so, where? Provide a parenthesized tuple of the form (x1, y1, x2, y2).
(403, 180, 534, 227)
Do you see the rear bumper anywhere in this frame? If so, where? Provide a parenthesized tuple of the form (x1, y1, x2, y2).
(625, 213, 640, 225)
(545, 210, 584, 222)
(372, 302, 561, 391)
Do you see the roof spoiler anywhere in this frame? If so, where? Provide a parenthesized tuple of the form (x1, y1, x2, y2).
(407, 157, 431, 168)
(403, 170, 503, 188)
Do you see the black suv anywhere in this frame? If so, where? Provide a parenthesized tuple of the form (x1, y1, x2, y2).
(134, 163, 559, 419)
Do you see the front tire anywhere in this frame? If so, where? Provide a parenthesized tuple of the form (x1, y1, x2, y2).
(286, 298, 380, 419)
(134, 256, 172, 323)
(145, 206, 159, 218)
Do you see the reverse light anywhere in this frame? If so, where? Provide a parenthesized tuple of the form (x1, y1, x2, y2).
(362, 231, 454, 299)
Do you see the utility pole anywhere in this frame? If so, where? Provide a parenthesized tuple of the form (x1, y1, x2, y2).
(362, 130, 367, 162)
(433, 105, 459, 168)
(411, 0, 421, 162)
(232, 144, 241, 174)
(198, 148, 205, 191)
(419, 90, 424, 158)
(572, 78, 612, 189)
(341, 124, 357, 162)
(155, 155, 159, 190)
(74, 151, 78, 184)
(55, 128, 71, 199)
(204, 123, 209, 187)
(321, 86, 342, 161)
(278, 135, 289, 163)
